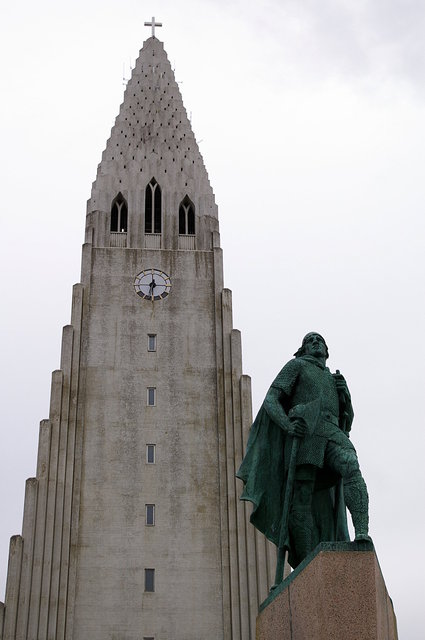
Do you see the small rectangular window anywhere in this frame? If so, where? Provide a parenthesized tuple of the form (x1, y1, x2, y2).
(143, 637, 154, 640)
(145, 504, 155, 526)
(145, 568, 155, 592)
(147, 387, 156, 406)
(146, 444, 156, 464)
(148, 334, 157, 352)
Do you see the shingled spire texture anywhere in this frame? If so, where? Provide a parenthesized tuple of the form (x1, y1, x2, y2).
(90, 37, 215, 211)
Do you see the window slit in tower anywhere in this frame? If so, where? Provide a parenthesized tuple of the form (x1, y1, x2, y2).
(110, 193, 128, 232)
(145, 504, 155, 526)
(145, 178, 162, 234)
(148, 334, 157, 352)
(179, 196, 195, 235)
(146, 444, 156, 464)
(147, 387, 156, 406)
(144, 569, 155, 592)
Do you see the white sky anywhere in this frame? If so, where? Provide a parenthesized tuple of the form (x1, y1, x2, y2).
(0, 1, 424, 637)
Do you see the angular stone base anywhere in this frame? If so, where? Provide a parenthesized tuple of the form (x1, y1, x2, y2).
(256, 542, 398, 640)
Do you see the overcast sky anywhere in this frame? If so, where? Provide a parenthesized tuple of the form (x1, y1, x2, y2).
(1, 1, 424, 637)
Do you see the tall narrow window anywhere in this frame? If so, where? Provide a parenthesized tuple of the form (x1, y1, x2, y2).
(179, 195, 195, 235)
(144, 568, 155, 592)
(110, 193, 128, 232)
(147, 334, 157, 352)
(147, 387, 156, 406)
(146, 444, 156, 464)
(145, 178, 162, 233)
(145, 504, 155, 526)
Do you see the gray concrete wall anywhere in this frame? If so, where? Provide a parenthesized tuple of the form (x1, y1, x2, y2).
(72, 247, 223, 639)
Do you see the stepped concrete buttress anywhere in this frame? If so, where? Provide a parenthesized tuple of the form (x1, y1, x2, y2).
(256, 542, 398, 640)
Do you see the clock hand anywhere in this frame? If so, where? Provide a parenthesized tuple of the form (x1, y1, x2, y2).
(149, 278, 157, 295)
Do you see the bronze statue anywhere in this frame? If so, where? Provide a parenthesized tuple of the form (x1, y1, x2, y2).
(237, 332, 370, 584)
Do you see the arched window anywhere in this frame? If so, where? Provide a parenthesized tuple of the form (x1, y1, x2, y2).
(179, 195, 195, 235)
(145, 178, 162, 234)
(110, 193, 128, 232)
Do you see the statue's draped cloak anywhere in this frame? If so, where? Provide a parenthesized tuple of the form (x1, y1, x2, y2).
(237, 356, 351, 567)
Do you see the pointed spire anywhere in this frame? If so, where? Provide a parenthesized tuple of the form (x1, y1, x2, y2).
(88, 37, 217, 238)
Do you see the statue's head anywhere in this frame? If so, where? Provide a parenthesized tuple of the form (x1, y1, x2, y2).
(294, 332, 329, 359)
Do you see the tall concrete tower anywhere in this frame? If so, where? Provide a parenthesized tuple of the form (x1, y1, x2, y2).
(0, 33, 275, 640)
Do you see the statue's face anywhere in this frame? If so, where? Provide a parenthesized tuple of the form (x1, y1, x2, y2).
(303, 333, 327, 359)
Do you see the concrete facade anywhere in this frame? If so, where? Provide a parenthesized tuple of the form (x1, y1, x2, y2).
(0, 37, 274, 639)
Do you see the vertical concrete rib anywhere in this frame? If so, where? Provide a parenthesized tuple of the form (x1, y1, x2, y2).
(47, 325, 74, 640)
(63, 284, 85, 640)
(80, 243, 93, 287)
(221, 289, 241, 640)
(26, 421, 51, 639)
(240, 374, 259, 638)
(15, 478, 38, 639)
(244, 373, 268, 605)
(245, 387, 270, 604)
(56, 284, 83, 640)
(213, 246, 231, 640)
(3, 536, 23, 640)
(255, 531, 269, 605)
(230, 330, 250, 640)
(266, 540, 277, 591)
(0, 602, 4, 640)
(38, 371, 63, 640)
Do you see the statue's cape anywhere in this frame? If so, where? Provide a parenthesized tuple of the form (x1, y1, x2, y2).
(236, 404, 349, 567)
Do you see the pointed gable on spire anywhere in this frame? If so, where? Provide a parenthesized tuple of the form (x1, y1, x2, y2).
(87, 37, 218, 251)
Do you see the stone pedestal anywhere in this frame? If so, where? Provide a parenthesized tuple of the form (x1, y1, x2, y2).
(256, 541, 398, 640)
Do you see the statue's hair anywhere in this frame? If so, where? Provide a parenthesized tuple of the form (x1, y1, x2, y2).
(294, 332, 329, 359)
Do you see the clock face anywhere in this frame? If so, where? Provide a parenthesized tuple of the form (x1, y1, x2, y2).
(134, 268, 172, 301)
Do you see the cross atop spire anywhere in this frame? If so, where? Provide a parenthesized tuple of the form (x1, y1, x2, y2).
(144, 16, 162, 38)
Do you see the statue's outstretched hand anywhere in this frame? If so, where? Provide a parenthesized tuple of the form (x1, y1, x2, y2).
(288, 416, 307, 438)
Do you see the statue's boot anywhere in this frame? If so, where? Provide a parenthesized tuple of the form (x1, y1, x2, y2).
(343, 473, 372, 541)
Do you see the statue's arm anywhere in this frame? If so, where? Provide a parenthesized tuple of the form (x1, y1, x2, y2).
(263, 360, 308, 436)
(333, 371, 354, 432)
(342, 392, 354, 432)
(263, 386, 291, 431)
(263, 386, 307, 437)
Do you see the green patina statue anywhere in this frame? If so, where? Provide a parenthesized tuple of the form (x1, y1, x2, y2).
(237, 332, 370, 585)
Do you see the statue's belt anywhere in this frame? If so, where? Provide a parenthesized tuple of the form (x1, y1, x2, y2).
(320, 411, 339, 427)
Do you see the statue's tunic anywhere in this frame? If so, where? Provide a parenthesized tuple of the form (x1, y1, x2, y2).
(271, 355, 355, 468)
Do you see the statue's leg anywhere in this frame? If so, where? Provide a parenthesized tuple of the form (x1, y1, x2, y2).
(289, 465, 316, 565)
(325, 442, 370, 540)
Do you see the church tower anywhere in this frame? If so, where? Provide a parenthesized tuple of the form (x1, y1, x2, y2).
(0, 30, 274, 640)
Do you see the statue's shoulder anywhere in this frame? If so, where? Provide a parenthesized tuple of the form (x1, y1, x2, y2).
(271, 358, 302, 390)
(277, 357, 303, 375)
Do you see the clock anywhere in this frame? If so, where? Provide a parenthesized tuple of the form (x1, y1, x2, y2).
(134, 268, 172, 301)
